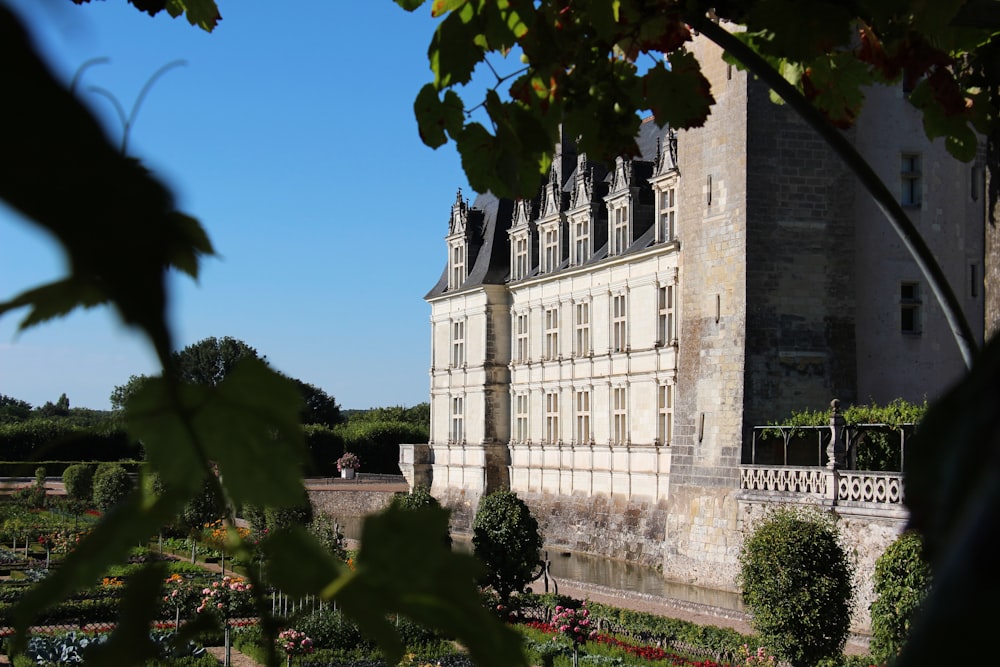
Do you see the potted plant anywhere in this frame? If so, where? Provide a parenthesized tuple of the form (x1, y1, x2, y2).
(337, 452, 360, 479)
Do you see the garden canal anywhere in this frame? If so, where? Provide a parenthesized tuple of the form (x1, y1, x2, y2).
(337, 516, 742, 612)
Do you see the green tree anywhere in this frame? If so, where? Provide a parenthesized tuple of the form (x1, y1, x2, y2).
(869, 532, 932, 665)
(472, 490, 543, 603)
(350, 403, 429, 427)
(34, 393, 70, 418)
(179, 476, 226, 534)
(738, 507, 854, 667)
(288, 377, 343, 427)
(0, 395, 32, 423)
(109, 375, 151, 413)
(172, 336, 261, 386)
(92, 462, 135, 513)
(62, 464, 95, 504)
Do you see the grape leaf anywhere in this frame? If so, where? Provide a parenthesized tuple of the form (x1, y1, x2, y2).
(430, 8, 485, 89)
(642, 52, 714, 130)
(394, 0, 428, 11)
(898, 335, 1000, 667)
(127, 359, 307, 507)
(85, 563, 169, 667)
(165, 0, 222, 32)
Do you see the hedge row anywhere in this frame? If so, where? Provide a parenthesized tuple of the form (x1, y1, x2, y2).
(0, 420, 427, 478)
(0, 460, 142, 478)
(0, 421, 141, 464)
(303, 421, 428, 476)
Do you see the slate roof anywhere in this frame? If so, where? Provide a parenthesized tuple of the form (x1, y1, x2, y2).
(426, 118, 670, 300)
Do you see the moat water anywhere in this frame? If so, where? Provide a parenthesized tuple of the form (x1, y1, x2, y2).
(338, 516, 741, 612)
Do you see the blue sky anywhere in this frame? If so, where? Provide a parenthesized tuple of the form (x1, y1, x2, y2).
(1, 0, 485, 410)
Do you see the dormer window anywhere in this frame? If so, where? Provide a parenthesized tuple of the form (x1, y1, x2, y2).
(612, 204, 630, 255)
(658, 180, 677, 242)
(512, 233, 529, 280)
(543, 225, 559, 273)
(572, 214, 590, 265)
(449, 242, 466, 289)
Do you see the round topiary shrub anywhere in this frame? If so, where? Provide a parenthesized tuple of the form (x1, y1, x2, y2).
(62, 464, 95, 503)
(472, 489, 543, 603)
(391, 485, 441, 511)
(92, 463, 134, 513)
(738, 507, 854, 667)
(869, 531, 931, 665)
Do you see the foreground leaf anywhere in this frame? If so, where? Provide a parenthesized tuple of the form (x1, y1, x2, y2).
(127, 359, 307, 507)
(899, 334, 1000, 667)
(85, 563, 169, 667)
(263, 508, 527, 667)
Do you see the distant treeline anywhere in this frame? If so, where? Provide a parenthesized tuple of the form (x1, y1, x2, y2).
(0, 394, 429, 477)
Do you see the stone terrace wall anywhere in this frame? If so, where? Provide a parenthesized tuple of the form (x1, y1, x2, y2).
(307, 488, 403, 519)
(520, 492, 669, 568)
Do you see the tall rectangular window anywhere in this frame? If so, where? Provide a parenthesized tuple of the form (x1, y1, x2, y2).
(901, 153, 922, 207)
(574, 301, 590, 357)
(514, 394, 529, 442)
(451, 244, 465, 288)
(612, 294, 627, 353)
(573, 216, 590, 264)
(657, 384, 673, 445)
(514, 236, 529, 280)
(658, 285, 675, 345)
(545, 391, 559, 443)
(575, 390, 591, 444)
(514, 312, 529, 363)
(660, 185, 676, 241)
(544, 227, 559, 273)
(901, 282, 921, 334)
(612, 387, 627, 445)
(544, 307, 560, 360)
(451, 320, 465, 367)
(450, 396, 464, 443)
(613, 205, 629, 255)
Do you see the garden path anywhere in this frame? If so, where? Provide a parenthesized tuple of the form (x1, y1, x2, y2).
(205, 645, 263, 666)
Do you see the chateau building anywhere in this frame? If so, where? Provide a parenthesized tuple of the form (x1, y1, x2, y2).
(403, 34, 986, 621)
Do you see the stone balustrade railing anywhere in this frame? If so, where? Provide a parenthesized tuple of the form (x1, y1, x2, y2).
(837, 470, 904, 505)
(739, 464, 907, 518)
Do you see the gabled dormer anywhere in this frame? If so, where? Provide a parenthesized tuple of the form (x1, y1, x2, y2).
(537, 163, 570, 275)
(508, 196, 539, 282)
(649, 129, 680, 244)
(605, 156, 655, 256)
(568, 152, 609, 266)
(446, 189, 482, 291)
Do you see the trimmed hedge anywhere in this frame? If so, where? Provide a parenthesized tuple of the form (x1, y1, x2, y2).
(0, 420, 140, 464)
(302, 421, 428, 476)
(335, 421, 428, 475)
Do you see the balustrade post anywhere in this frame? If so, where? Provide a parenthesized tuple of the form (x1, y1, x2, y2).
(826, 399, 846, 506)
